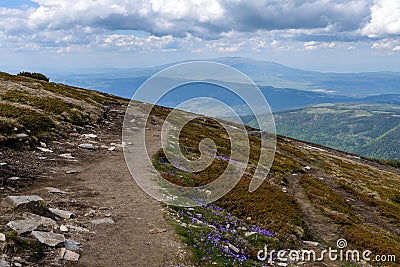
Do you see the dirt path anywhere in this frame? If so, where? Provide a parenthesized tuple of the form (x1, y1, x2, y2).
(51, 105, 192, 266)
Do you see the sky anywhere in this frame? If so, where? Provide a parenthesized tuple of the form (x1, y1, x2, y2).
(0, 0, 400, 73)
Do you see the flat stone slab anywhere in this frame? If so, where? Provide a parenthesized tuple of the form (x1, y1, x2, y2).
(45, 187, 68, 194)
(1, 195, 44, 208)
(7, 220, 41, 234)
(60, 248, 80, 261)
(78, 143, 96, 150)
(49, 208, 74, 219)
(31, 231, 65, 247)
(37, 147, 53, 153)
(65, 239, 80, 251)
(0, 233, 5, 242)
(59, 153, 75, 159)
(22, 213, 57, 227)
(0, 260, 10, 267)
(91, 218, 115, 225)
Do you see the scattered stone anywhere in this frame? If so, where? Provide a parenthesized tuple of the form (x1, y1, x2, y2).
(59, 153, 75, 159)
(7, 220, 41, 234)
(91, 218, 115, 225)
(304, 166, 312, 170)
(16, 133, 28, 138)
(149, 228, 167, 234)
(8, 177, 21, 181)
(40, 142, 47, 148)
(1, 195, 44, 208)
(14, 263, 22, 267)
(277, 262, 288, 267)
(228, 243, 240, 253)
(61, 249, 80, 261)
(104, 213, 112, 217)
(65, 225, 89, 233)
(83, 133, 98, 139)
(244, 231, 257, 237)
(107, 146, 116, 151)
(66, 170, 80, 174)
(37, 147, 53, 153)
(38, 156, 47, 160)
(60, 225, 68, 232)
(31, 231, 65, 247)
(0, 260, 10, 267)
(0, 163, 7, 166)
(45, 187, 68, 194)
(49, 208, 75, 219)
(78, 143, 96, 150)
(303, 240, 321, 247)
(0, 233, 5, 242)
(22, 213, 57, 227)
(64, 239, 80, 251)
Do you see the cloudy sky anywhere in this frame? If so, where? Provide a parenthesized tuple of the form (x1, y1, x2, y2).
(1, 0, 400, 72)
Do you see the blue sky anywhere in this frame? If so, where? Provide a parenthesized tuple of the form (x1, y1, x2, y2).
(0, 0, 400, 73)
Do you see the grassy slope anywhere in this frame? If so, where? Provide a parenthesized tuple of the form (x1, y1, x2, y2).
(0, 72, 127, 145)
(151, 108, 400, 266)
(0, 72, 398, 265)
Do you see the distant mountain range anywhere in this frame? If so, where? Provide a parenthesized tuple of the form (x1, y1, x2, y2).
(48, 57, 400, 159)
(50, 57, 400, 113)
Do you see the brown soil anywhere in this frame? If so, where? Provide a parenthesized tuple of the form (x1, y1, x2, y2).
(0, 104, 192, 266)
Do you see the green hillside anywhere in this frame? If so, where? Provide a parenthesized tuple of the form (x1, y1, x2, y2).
(248, 103, 400, 159)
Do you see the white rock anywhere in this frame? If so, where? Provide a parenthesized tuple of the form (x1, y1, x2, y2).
(31, 231, 65, 247)
(83, 134, 98, 139)
(7, 219, 40, 234)
(37, 147, 53, 153)
(14, 263, 22, 267)
(303, 240, 321, 247)
(65, 225, 89, 233)
(49, 208, 74, 219)
(0, 163, 7, 166)
(60, 225, 68, 232)
(1, 195, 44, 208)
(0, 233, 6, 242)
(244, 231, 257, 237)
(0, 259, 10, 267)
(91, 218, 115, 225)
(16, 133, 28, 138)
(40, 142, 47, 148)
(107, 146, 116, 151)
(59, 153, 75, 159)
(277, 263, 288, 267)
(8, 177, 21, 181)
(63, 249, 80, 261)
(45, 187, 68, 194)
(304, 166, 311, 170)
(228, 243, 240, 253)
(78, 143, 96, 150)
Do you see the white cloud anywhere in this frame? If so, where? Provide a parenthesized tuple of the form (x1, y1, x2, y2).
(371, 38, 399, 49)
(361, 0, 400, 37)
(304, 41, 336, 50)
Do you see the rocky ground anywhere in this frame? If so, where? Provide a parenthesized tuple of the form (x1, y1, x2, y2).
(0, 104, 192, 267)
